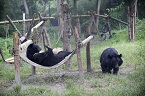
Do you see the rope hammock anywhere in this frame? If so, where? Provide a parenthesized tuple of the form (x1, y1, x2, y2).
(19, 40, 75, 69)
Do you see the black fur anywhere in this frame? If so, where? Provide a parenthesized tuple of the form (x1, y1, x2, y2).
(27, 44, 72, 66)
(100, 48, 123, 74)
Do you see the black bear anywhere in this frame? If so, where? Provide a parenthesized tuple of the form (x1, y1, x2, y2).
(100, 48, 123, 74)
(27, 43, 72, 67)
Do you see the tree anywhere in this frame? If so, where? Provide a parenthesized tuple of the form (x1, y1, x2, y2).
(127, 0, 138, 40)
(73, 0, 81, 37)
(95, 0, 101, 33)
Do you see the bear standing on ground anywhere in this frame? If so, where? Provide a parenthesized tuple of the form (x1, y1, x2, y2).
(100, 48, 123, 74)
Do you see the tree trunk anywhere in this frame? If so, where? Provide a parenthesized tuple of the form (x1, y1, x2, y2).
(95, 0, 101, 33)
(128, 0, 138, 40)
(57, 0, 64, 38)
(13, 32, 20, 84)
(61, 2, 72, 70)
(74, 0, 81, 37)
(23, 0, 30, 33)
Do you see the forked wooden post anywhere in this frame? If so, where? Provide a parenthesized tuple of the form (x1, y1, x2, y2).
(74, 27, 83, 76)
(13, 32, 20, 84)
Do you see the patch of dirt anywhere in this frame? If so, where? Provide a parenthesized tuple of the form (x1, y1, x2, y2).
(47, 83, 67, 92)
(7, 66, 135, 93)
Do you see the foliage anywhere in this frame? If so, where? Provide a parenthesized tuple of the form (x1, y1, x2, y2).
(138, 0, 145, 19)
(136, 19, 145, 40)
(106, 2, 127, 30)
(0, 0, 5, 21)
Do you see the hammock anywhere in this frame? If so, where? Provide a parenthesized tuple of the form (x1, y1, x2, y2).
(19, 40, 75, 69)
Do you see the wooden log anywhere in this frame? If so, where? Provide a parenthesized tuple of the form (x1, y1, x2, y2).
(6, 15, 21, 37)
(106, 16, 112, 38)
(43, 27, 52, 48)
(22, 13, 25, 35)
(85, 27, 92, 72)
(5, 57, 14, 64)
(42, 30, 46, 51)
(31, 28, 39, 75)
(31, 21, 44, 32)
(110, 16, 128, 25)
(0, 48, 6, 62)
(74, 27, 83, 76)
(0, 16, 55, 25)
(26, 13, 36, 40)
(79, 35, 94, 47)
(72, 14, 107, 18)
(13, 32, 20, 84)
(61, 3, 72, 69)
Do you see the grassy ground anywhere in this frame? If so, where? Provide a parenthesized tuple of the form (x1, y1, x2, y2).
(0, 22, 145, 96)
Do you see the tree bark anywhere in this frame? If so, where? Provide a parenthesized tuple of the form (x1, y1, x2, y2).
(23, 0, 30, 32)
(127, 0, 138, 40)
(74, 0, 81, 37)
(57, 0, 64, 38)
(23, 0, 29, 19)
(95, 0, 101, 33)
(61, 2, 72, 69)
(13, 32, 20, 84)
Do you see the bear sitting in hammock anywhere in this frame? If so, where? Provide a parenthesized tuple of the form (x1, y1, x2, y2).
(26, 43, 72, 67)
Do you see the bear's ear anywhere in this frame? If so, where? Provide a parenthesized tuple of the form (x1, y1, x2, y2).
(45, 45, 52, 51)
(118, 54, 122, 58)
(107, 55, 113, 59)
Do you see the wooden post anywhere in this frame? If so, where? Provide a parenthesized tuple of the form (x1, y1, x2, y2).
(95, 0, 101, 34)
(6, 15, 21, 37)
(42, 30, 46, 51)
(31, 28, 39, 75)
(127, 0, 138, 40)
(22, 13, 26, 36)
(89, 12, 99, 35)
(26, 13, 36, 40)
(73, 0, 81, 37)
(74, 27, 83, 76)
(44, 28, 52, 48)
(13, 32, 20, 84)
(41, 25, 51, 49)
(86, 27, 92, 72)
(61, 2, 72, 69)
(0, 48, 6, 62)
(106, 15, 112, 38)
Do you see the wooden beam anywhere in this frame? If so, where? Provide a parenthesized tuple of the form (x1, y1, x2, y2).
(31, 21, 44, 32)
(110, 16, 128, 25)
(72, 14, 107, 18)
(25, 13, 36, 40)
(0, 48, 6, 62)
(0, 16, 55, 25)
(79, 35, 94, 47)
(74, 27, 83, 76)
(13, 32, 20, 84)
(85, 27, 92, 72)
(6, 15, 21, 37)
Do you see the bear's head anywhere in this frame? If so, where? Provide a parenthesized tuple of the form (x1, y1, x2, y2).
(107, 54, 123, 68)
(32, 44, 42, 53)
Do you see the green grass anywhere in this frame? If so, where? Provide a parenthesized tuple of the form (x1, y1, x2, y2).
(0, 21, 145, 96)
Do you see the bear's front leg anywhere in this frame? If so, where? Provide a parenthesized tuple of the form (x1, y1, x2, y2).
(113, 67, 119, 74)
(101, 65, 111, 74)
